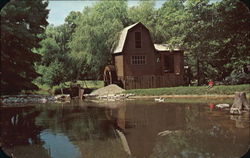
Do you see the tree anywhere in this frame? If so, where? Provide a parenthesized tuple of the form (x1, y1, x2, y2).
(182, 0, 250, 84)
(156, 0, 250, 85)
(208, 0, 250, 82)
(156, 0, 214, 85)
(35, 24, 73, 87)
(128, 1, 159, 42)
(69, 0, 129, 79)
(65, 11, 81, 35)
(156, 0, 186, 45)
(1, 0, 49, 94)
(182, 0, 215, 85)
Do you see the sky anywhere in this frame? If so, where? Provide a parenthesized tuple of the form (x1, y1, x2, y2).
(47, 0, 165, 26)
(47, 0, 220, 26)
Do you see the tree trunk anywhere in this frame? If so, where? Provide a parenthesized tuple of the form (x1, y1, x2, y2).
(60, 88, 64, 94)
(197, 58, 200, 86)
(230, 92, 250, 114)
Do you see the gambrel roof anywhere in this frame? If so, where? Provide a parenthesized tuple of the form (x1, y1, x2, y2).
(113, 22, 181, 54)
(113, 22, 141, 54)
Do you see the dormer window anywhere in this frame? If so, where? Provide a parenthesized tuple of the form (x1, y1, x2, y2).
(135, 32, 141, 48)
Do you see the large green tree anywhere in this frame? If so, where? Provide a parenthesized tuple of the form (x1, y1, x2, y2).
(36, 10, 92, 88)
(1, 0, 49, 94)
(69, 0, 129, 78)
(157, 0, 250, 85)
(209, 0, 250, 83)
(183, 0, 215, 85)
(35, 24, 72, 87)
(156, 0, 186, 45)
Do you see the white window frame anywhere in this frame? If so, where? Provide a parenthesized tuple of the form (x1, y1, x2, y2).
(131, 55, 146, 65)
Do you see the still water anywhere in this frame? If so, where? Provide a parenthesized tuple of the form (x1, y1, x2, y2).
(0, 99, 249, 158)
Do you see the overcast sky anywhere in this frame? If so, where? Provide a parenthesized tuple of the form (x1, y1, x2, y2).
(47, 0, 220, 26)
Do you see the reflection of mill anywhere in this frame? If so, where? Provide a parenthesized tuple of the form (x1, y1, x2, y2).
(104, 101, 185, 158)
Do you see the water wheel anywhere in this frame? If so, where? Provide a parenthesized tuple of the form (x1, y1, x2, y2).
(103, 65, 117, 86)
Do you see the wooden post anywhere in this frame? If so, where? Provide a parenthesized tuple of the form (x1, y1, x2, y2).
(79, 89, 85, 100)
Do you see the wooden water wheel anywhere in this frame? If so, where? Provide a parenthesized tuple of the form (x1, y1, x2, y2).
(103, 65, 117, 86)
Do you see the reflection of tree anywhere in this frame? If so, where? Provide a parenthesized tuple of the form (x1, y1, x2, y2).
(36, 103, 117, 141)
(35, 102, 130, 158)
(0, 106, 44, 147)
(150, 105, 250, 158)
(0, 106, 51, 158)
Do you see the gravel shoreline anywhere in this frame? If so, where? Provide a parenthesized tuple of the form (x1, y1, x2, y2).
(1, 93, 239, 105)
(129, 94, 236, 99)
(1, 95, 55, 104)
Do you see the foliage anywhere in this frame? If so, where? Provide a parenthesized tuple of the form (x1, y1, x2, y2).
(35, 80, 103, 95)
(156, 0, 186, 45)
(36, 60, 66, 87)
(224, 69, 250, 85)
(35, 24, 73, 87)
(64, 11, 81, 35)
(157, 0, 250, 85)
(1, 0, 49, 94)
(69, 0, 129, 78)
(208, 0, 250, 81)
(2, 0, 249, 93)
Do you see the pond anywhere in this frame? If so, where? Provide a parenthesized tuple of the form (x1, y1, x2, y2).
(0, 99, 249, 158)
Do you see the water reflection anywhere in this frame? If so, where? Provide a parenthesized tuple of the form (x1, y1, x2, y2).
(0, 106, 43, 147)
(40, 130, 81, 158)
(0, 100, 249, 158)
(0, 105, 49, 158)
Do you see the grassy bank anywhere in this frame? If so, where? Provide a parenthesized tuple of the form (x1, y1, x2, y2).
(123, 84, 250, 96)
(35, 80, 104, 95)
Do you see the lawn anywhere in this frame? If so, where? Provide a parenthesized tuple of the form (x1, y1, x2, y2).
(123, 84, 250, 96)
(35, 82, 249, 96)
(35, 80, 104, 95)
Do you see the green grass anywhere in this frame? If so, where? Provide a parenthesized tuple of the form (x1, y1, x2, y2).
(34, 84, 52, 95)
(123, 84, 250, 96)
(34, 80, 104, 95)
(75, 80, 104, 89)
(34, 82, 249, 96)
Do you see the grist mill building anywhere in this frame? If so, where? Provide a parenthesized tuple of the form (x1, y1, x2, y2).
(104, 22, 184, 89)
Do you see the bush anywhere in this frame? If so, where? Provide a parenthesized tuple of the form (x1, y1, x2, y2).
(224, 69, 250, 85)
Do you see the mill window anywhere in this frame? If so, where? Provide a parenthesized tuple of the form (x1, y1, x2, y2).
(131, 55, 146, 65)
(164, 55, 174, 73)
(135, 32, 141, 48)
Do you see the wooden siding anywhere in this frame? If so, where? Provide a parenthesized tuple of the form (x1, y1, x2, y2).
(123, 24, 156, 77)
(123, 75, 184, 89)
(112, 22, 185, 89)
(114, 55, 124, 77)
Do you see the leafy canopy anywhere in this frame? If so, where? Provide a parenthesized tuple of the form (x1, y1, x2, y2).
(1, 0, 49, 94)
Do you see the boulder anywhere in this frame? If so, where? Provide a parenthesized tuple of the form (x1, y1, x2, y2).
(54, 94, 71, 101)
(230, 92, 250, 114)
(215, 104, 230, 109)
